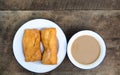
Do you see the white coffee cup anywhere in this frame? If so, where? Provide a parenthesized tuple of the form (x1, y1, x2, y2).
(67, 30, 106, 69)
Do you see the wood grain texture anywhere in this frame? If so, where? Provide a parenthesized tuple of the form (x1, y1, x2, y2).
(0, 0, 120, 10)
(0, 11, 120, 75)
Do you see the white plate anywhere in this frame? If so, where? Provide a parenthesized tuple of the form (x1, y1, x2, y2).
(13, 19, 67, 73)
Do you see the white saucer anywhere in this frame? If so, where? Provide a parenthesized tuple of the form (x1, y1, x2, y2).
(13, 19, 67, 73)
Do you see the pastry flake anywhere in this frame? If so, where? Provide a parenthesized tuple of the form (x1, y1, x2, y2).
(22, 29, 41, 62)
(41, 28, 57, 64)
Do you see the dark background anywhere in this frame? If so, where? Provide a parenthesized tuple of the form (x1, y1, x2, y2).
(0, 0, 120, 75)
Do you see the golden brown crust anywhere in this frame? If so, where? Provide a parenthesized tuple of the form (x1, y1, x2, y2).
(22, 29, 41, 62)
(41, 28, 57, 64)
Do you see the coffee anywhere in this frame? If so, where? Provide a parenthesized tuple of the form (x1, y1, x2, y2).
(71, 35, 100, 64)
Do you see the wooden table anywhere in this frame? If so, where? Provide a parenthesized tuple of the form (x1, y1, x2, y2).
(0, 0, 120, 75)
